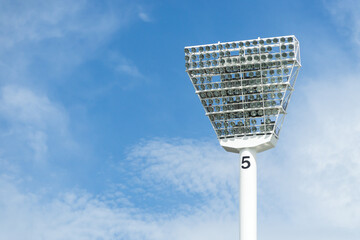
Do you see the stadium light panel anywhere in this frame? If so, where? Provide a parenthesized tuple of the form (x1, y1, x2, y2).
(184, 36, 300, 152)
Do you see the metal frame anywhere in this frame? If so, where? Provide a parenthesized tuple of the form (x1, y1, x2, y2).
(185, 35, 301, 151)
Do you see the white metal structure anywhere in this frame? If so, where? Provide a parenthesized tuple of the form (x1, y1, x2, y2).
(184, 35, 301, 240)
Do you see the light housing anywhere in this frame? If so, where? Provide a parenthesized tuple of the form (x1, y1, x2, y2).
(185, 35, 301, 153)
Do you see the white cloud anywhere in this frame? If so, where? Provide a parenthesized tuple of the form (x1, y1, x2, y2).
(0, 85, 67, 130)
(0, 85, 70, 163)
(136, 5, 152, 22)
(116, 58, 144, 79)
(0, 0, 120, 49)
(128, 138, 238, 196)
(279, 73, 360, 228)
(139, 12, 151, 22)
(0, 175, 237, 240)
(0, 0, 144, 85)
(0, 128, 359, 240)
(325, 0, 360, 46)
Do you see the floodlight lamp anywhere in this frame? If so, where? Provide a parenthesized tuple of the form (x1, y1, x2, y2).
(185, 35, 301, 153)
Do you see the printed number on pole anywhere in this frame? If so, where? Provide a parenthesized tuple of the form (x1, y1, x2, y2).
(241, 156, 251, 169)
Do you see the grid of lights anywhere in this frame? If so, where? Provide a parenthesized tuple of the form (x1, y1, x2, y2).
(185, 35, 301, 139)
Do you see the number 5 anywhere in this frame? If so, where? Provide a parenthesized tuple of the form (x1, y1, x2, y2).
(241, 156, 251, 169)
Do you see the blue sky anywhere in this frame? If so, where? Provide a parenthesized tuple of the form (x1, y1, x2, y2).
(0, 0, 360, 239)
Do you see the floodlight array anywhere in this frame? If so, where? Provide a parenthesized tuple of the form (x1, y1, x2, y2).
(185, 35, 301, 139)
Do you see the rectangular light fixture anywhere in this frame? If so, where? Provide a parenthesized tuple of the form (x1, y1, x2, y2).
(185, 35, 301, 153)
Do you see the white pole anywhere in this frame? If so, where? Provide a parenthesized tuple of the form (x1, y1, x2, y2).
(239, 148, 257, 240)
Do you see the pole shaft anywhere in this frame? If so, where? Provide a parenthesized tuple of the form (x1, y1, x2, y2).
(239, 148, 257, 240)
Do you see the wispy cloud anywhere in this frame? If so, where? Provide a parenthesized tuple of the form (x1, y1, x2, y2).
(0, 139, 239, 240)
(0, 85, 69, 163)
(0, 0, 142, 87)
(325, 0, 360, 46)
(137, 5, 152, 22)
(1, 131, 359, 239)
(138, 12, 152, 22)
(128, 138, 238, 196)
(116, 58, 144, 79)
(0, 0, 122, 48)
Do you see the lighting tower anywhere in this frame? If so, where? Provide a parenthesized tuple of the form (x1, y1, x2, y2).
(184, 36, 301, 240)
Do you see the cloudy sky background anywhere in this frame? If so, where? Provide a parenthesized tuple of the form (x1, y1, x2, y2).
(0, 0, 359, 239)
